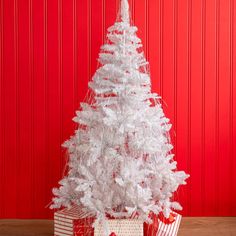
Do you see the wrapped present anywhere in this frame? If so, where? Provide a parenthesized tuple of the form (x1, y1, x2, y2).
(54, 206, 181, 236)
(157, 212, 182, 236)
(143, 212, 159, 236)
(94, 219, 143, 236)
(54, 208, 143, 236)
(54, 206, 94, 236)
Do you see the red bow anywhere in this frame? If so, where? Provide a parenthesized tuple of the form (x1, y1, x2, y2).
(158, 212, 177, 225)
(110, 232, 117, 236)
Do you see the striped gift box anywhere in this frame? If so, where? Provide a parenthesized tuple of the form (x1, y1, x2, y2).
(54, 206, 181, 236)
(54, 206, 94, 236)
(157, 212, 182, 236)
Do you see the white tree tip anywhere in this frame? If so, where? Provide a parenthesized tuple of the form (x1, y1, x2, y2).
(121, 0, 130, 23)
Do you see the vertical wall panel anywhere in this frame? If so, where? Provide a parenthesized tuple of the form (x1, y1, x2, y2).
(61, 0, 74, 171)
(161, 1, 176, 187)
(0, 0, 235, 218)
(176, 0, 189, 216)
(135, 0, 146, 56)
(148, 0, 160, 94)
(31, 0, 46, 217)
(232, 0, 236, 215)
(72, 0, 77, 112)
(201, 0, 206, 215)
(218, 0, 231, 216)
(0, 0, 4, 218)
(0, 0, 5, 217)
(17, 0, 32, 218)
(162, 0, 175, 121)
(76, 0, 89, 105)
(29, 0, 34, 217)
(190, 0, 203, 216)
(3, 0, 17, 217)
(204, 0, 217, 216)
(215, 0, 220, 215)
(104, 0, 117, 38)
(91, 0, 103, 79)
(46, 0, 60, 219)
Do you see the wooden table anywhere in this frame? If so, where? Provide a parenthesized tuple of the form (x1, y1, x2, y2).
(0, 217, 236, 236)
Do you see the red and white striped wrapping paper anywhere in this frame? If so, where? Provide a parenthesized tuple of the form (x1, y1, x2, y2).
(54, 206, 181, 236)
(54, 206, 94, 236)
(157, 213, 182, 236)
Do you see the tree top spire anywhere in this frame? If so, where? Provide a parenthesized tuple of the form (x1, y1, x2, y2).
(120, 0, 130, 23)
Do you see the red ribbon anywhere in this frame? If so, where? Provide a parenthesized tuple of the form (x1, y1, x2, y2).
(143, 212, 159, 236)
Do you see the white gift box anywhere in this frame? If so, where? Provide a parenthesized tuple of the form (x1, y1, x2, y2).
(94, 219, 143, 236)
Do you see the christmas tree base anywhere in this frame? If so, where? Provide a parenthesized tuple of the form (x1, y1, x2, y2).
(54, 206, 182, 236)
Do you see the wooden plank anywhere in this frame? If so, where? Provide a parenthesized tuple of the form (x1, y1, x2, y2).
(179, 217, 236, 236)
(0, 220, 54, 236)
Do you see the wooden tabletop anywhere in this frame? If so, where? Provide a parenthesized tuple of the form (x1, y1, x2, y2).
(0, 217, 236, 236)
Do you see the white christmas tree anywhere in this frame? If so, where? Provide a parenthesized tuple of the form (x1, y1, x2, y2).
(51, 0, 189, 229)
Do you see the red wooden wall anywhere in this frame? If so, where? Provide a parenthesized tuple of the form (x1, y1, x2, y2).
(0, 0, 236, 219)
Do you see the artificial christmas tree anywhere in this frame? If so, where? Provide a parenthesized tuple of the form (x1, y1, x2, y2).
(51, 0, 189, 235)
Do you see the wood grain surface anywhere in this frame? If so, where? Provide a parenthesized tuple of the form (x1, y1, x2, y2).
(0, 218, 235, 236)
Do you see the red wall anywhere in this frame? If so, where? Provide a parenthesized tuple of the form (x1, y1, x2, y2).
(0, 0, 236, 219)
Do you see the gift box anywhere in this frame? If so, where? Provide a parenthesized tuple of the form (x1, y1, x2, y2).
(157, 212, 182, 236)
(54, 206, 181, 236)
(95, 219, 143, 236)
(54, 206, 94, 236)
